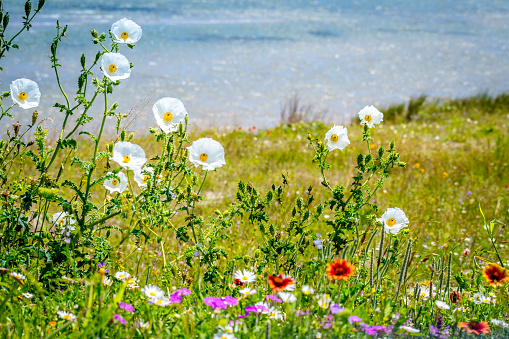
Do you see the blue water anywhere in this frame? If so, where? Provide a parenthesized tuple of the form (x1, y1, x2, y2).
(1, 0, 509, 131)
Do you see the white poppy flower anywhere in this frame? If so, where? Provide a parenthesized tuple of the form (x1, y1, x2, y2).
(278, 292, 297, 303)
(134, 166, 155, 188)
(153, 97, 188, 134)
(376, 207, 409, 234)
(187, 138, 226, 171)
(103, 171, 128, 193)
(316, 293, 331, 309)
(101, 53, 131, 81)
(142, 285, 165, 299)
(302, 285, 315, 295)
(358, 105, 383, 128)
(473, 292, 484, 305)
(57, 311, 76, 321)
(52, 212, 76, 228)
(324, 125, 350, 152)
(234, 269, 256, 283)
(110, 141, 147, 171)
(111, 18, 142, 44)
(268, 308, 284, 320)
(10, 78, 41, 109)
(435, 300, 450, 310)
(239, 287, 256, 296)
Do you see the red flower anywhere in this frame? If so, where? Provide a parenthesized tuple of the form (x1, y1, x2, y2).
(268, 274, 295, 293)
(458, 321, 490, 335)
(327, 259, 355, 281)
(233, 279, 244, 287)
(449, 290, 461, 304)
(482, 263, 509, 286)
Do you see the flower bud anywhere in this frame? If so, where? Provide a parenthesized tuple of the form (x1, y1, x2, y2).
(13, 122, 20, 136)
(31, 110, 38, 125)
(91, 29, 98, 38)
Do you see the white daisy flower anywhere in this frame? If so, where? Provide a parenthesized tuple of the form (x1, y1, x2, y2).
(278, 292, 297, 303)
(101, 52, 131, 81)
(316, 294, 332, 309)
(302, 285, 315, 295)
(400, 325, 420, 333)
(149, 296, 171, 307)
(268, 308, 284, 320)
(153, 97, 188, 134)
(52, 212, 76, 228)
(103, 171, 128, 193)
(254, 301, 271, 314)
(473, 292, 484, 305)
(376, 207, 409, 234)
(213, 333, 236, 339)
(9, 272, 25, 280)
(435, 300, 450, 310)
(187, 138, 226, 171)
(111, 18, 142, 44)
(22, 292, 33, 298)
(102, 276, 113, 286)
(134, 166, 155, 188)
(358, 105, 383, 128)
(125, 277, 139, 289)
(142, 285, 165, 299)
(57, 311, 76, 321)
(324, 125, 350, 152)
(114, 271, 130, 281)
(491, 319, 509, 328)
(239, 287, 256, 296)
(10, 78, 41, 109)
(217, 324, 235, 334)
(110, 141, 147, 171)
(234, 269, 256, 283)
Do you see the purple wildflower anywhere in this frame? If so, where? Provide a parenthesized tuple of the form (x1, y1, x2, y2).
(348, 316, 362, 324)
(118, 302, 135, 312)
(169, 292, 182, 304)
(203, 297, 227, 309)
(266, 295, 283, 303)
(246, 304, 268, 314)
(330, 303, 343, 314)
(222, 296, 238, 306)
(113, 313, 127, 325)
(175, 288, 192, 296)
(313, 239, 323, 250)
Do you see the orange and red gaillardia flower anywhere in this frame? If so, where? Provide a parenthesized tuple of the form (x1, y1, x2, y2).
(482, 263, 509, 286)
(327, 259, 355, 281)
(458, 321, 490, 336)
(267, 274, 295, 293)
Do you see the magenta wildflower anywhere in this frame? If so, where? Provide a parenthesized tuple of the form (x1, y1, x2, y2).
(246, 304, 268, 314)
(266, 294, 283, 303)
(330, 303, 343, 314)
(203, 297, 227, 309)
(169, 292, 182, 304)
(348, 316, 362, 324)
(118, 302, 135, 312)
(222, 296, 238, 306)
(113, 313, 127, 325)
(175, 288, 192, 296)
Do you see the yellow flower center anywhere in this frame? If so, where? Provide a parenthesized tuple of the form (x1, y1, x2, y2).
(150, 292, 156, 296)
(123, 155, 130, 163)
(364, 114, 372, 122)
(142, 175, 150, 183)
(157, 300, 163, 305)
(111, 179, 119, 186)
(242, 276, 249, 281)
(59, 220, 65, 225)
(121, 32, 129, 40)
(330, 134, 338, 142)
(320, 302, 326, 308)
(304, 291, 309, 295)
(200, 153, 208, 162)
(163, 112, 173, 122)
(63, 315, 71, 320)
(270, 312, 276, 317)
(386, 218, 397, 227)
(221, 337, 227, 339)
(18, 92, 27, 101)
(108, 64, 117, 73)
(245, 291, 250, 294)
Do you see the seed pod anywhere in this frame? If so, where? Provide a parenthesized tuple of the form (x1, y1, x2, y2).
(24, 1, 31, 18)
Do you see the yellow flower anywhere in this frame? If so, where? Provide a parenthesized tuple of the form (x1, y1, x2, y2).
(414, 163, 420, 168)
(442, 172, 448, 178)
